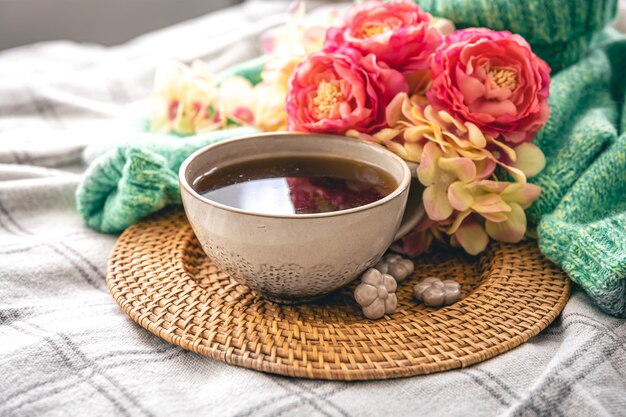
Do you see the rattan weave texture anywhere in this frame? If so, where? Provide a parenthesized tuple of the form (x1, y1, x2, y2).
(107, 210, 569, 380)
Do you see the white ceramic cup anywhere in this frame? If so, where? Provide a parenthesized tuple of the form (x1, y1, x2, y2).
(179, 132, 423, 302)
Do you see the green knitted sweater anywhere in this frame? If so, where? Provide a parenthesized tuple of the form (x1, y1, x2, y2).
(418, 0, 618, 71)
(534, 30, 626, 317)
(76, 0, 626, 317)
(76, 127, 258, 233)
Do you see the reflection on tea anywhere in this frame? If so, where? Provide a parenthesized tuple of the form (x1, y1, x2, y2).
(192, 155, 398, 215)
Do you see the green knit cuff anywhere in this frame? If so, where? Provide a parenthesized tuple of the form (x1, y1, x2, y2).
(539, 216, 626, 317)
(76, 127, 259, 233)
(76, 146, 180, 234)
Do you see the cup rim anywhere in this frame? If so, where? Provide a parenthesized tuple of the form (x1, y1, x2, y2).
(179, 132, 412, 219)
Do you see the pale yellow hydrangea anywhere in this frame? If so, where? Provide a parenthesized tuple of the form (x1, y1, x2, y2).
(349, 92, 546, 255)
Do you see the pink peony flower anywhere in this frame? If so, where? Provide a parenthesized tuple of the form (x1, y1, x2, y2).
(427, 28, 551, 144)
(286, 52, 407, 134)
(323, 0, 441, 74)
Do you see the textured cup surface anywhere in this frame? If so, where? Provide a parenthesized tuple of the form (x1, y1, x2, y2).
(179, 133, 413, 302)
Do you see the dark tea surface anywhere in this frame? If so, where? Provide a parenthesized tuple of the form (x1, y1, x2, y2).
(192, 155, 398, 215)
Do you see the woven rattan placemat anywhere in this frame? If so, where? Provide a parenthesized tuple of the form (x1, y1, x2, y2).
(107, 210, 569, 380)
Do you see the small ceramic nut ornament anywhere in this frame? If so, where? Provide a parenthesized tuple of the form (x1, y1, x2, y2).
(354, 268, 398, 319)
(413, 277, 461, 307)
(374, 254, 415, 282)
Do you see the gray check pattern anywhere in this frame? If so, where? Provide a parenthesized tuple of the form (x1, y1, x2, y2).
(0, 1, 625, 416)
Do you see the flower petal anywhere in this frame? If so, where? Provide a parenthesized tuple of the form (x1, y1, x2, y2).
(417, 142, 442, 185)
(485, 203, 526, 242)
(423, 184, 454, 221)
(404, 125, 431, 142)
(512, 143, 546, 178)
(499, 163, 528, 183)
(404, 142, 424, 162)
(447, 210, 472, 234)
(455, 220, 489, 255)
(475, 158, 496, 179)
(374, 128, 402, 142)
(473, 195, 511, 213)
(471, 99, 517, 117)
(383, 141, 411, 160)
(480, 211, 509, 223)
(489, 137, 517, 161)
(438, 157, 476, 183)
(466, 122, 487, 148)
(385, 93, 407, 126)
(501, 183, 541, 208)
(448, 182, 473, 211)
(456, 67, 486, 104)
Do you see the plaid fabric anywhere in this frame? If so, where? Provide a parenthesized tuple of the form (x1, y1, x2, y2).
(1, 2, 625, 416)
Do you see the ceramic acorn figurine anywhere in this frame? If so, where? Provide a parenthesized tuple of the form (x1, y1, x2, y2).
(374, 254, 415, 282)
(413, 277, 461, 307)
(354, 268, 398, 319)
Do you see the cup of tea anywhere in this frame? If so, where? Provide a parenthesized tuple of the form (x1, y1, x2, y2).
(179, 132, 423, 302)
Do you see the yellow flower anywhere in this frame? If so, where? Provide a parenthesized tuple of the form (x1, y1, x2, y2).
(149, 61, 221, 135)
(149, 60, 257, 135)
(260, 55, 301, 90)
(252, 55, 301, 131)
(217, 76, 255, 125)
(253, 83, 288, 131)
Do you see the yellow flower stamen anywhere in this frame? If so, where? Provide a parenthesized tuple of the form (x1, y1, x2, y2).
(359, 24, 387, 39)
(489, 69, 518, 90)
(313, 81, 343, 115)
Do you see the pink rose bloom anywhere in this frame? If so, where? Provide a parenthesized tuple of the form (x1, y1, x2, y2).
(427, 28, 551, 144)
(324, 0, 441, 74)
(286, 52, 407, 134)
